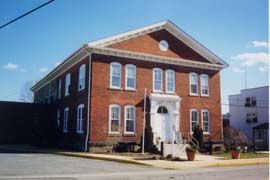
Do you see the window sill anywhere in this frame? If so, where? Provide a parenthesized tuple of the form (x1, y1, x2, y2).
(203, 132, 210, 135)
(109, 87, 123, 91)
(152, 90, 163, 94)
(63, 131, 68, 133)
(125, 88, 137, 92)
(77, 131, 84, 134)
(123, 133, 136, 137)
(108, 133, 121, 137)
(78, 88, 85, 92)
(201, 94, 210, 98)
(166, 92, 176, 95)
(189, 94, 199, 97)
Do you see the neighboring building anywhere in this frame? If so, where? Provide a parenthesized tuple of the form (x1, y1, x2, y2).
(222, 113, 230, 128)
(229, 86, 269, 150)
(31, 20, 228, 151)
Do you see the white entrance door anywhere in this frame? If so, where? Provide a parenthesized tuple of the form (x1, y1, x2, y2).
(156, 113, 172, 143)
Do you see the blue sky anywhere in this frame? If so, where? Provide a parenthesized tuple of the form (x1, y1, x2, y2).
(0, 0, 268, 113)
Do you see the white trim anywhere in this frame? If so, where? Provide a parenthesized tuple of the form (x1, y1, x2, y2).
(125, 64, 136, 90)
(78, 64, 86, 91)
(110, 62, 122, 89)
(63, 107, 69, 133)
(201, 109, 210, 134)
(109, 104, 121, 134)
(58, 78, 61, 99)
(190, 109, 199, 133)
(200, 74, 210, 97)
(165, 69, 175, 93)
(189, 72, 198, 96)
(124, 105, 136, 134)
(85, 53, 91, 152)
(65, 73, 71, 96)
(153, 68, 163, 92)
(77, 104, 84, 133)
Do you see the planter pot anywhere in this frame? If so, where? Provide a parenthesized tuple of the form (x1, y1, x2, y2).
(231, 150, 240, 159)
(186, 151, 196, 161)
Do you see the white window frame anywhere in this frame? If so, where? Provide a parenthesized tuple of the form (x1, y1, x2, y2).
(153, 68, 163, 92)
(109, 104, 121, 134)
(200, 74, 209, 96)
(110, 62, 122, 89)
(124, 105, 136, 134)
(125, 64, 136, 90)
(190, 109, 199, 133)
(166, 69, 175, 93)
(63, 107, 69, 133)
(189, 72, 198, 96)
(58, 78, 61, 99)
(65, 73, 71, 96)
(201, 109, 210, 134)
(77, 104, 84, 133)
(78, 64, 86, 91)
(57, 109, 60, 128)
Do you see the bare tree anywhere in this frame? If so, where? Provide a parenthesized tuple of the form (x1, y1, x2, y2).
(19, 80, 34, 103)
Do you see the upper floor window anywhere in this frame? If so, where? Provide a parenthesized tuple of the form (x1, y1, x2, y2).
(153, 68, 162, 92)
(125, 64, 136, 90)
(110, 62, 121, 89)
(78, 64, 86, 91)
(63, 107, 69, 133)
(245, 96, 256, 107)
(202, 109, 210, 134)
(57, 109, 60, 128)
(65, 73, 71, 96)
(166, 69, 175, 93)
(125, 105, 136, 134)
(58, 79, 61, 99)
(201, 74, 209, 96)
(77, 104, 84, 133)
(190, 109, 199, 132)
(109, 104, 121, 134)
(189, 73, 198, 95)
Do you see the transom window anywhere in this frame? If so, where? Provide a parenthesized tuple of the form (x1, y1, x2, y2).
(190, 109, 199, 132)
(125, 64, 136, 89)
(202, 109, 210, 133)
(157, 106, 168, 114)
(65, 73, 71, 96)
(153, 68, 162, 92)
(77, 104, 84, 133)
(166, 69, 175, 93)
(110, 62, 122, 89)
(201, 74, 209, 96)
(78, 64, 86, 91)
(125, 105, 136, 134)
(63, 107, 69, 133)
(109, 104, 121, 133)
(190, 73, 198, 95)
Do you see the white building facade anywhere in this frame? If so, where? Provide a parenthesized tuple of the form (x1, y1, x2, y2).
(229, 86, 269, 148)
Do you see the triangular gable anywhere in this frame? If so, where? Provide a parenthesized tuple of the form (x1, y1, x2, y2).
(88, 20, 228, 67)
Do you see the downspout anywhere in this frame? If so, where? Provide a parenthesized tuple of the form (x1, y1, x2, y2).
(85, 52, 92, 152)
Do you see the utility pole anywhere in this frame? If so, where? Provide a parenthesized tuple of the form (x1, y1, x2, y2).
(142, 88, 147, 155)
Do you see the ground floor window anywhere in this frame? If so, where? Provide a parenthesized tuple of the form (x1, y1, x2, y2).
(63, 107, 69, 133)
(190, 109, 199, 132)
(109, 104, 121, 134)
(202, 110, 210, 133)
(125, 105, 136, 134)
(77, 104, 84, 133)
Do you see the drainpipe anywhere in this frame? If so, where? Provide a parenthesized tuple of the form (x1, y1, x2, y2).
(84, 53, 92, 152)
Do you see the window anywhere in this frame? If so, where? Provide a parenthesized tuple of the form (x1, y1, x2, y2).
(65, 73, 71, 96)
(255, 130, 263, 140)
(190, 73, 198, 95)
(201, 74, 209, 96)
(63, 107, 69, 133)
(109, 104, 121, 133)
(110, 62, 121, 89)
(125, 64, 136, 89)
(202, 110, 210, 134)
(77, 104, 84, 133)
(247, 113, 257, 123)
(58, 79, 61, 99)
(153, 68, 162, 92)
(190, 109, 199, 132)
(125, 105, 136, 134)
(245, 96, 256, 107)
(166, 69, 175, 93)
(78, 64, 86, 91)
(157, 106, 168, 113)
(57, 109, 60, 128)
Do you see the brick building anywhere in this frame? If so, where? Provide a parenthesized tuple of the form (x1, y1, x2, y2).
(32, 20, 228, 152)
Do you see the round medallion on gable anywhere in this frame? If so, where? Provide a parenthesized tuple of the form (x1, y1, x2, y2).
(159, 40, 169, 51)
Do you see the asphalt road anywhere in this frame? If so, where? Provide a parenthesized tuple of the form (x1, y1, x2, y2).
(0, 151, 268, 180)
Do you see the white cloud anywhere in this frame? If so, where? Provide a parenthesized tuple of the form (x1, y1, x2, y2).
(3, 63, 18, 70)
(39, 67, 49, 73)
(258, 66, 269, 72)
(252, 41, 269, 48)
(231, 52, 269, 66)
(55, 61, 62, 66)
(232, 67, 244, 73)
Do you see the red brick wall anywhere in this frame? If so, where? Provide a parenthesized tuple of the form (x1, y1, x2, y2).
(109, 29, 210, 63)
(90, 54, 222, 144)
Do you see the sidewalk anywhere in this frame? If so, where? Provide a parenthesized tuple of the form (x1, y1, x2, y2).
(0, 145, 269, 169)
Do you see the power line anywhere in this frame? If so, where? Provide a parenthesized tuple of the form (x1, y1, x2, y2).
(0, 0, 55, 29)
(221, 103, 269, 109)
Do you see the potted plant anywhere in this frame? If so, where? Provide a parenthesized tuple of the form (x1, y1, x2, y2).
(230, 145, 241, 159)
(186, 145, 197, 161)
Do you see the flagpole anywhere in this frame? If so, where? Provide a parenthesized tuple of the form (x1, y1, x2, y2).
(142, 88, 147, 155)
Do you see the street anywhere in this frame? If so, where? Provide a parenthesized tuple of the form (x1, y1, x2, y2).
(0, 152, 268, 180)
